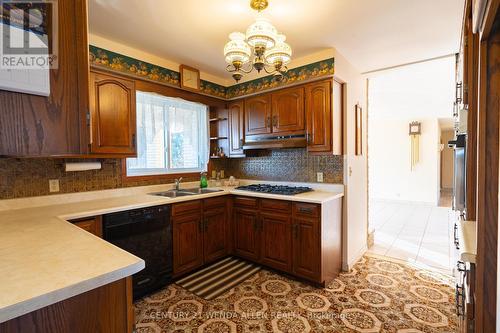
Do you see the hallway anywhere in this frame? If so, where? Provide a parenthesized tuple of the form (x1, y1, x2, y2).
(367, 199, 455, 274)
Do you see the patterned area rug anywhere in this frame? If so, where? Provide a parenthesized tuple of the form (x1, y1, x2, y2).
(134, 255, 457, 332)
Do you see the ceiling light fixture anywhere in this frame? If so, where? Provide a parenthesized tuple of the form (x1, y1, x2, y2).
(224, 0, 292, 82)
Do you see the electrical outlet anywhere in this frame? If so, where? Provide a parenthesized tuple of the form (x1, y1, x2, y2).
(316, 172, 324, 183)
(49, 179, 60, 193)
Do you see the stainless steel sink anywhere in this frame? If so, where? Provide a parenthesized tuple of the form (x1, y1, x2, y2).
(149, 190, 195, 198)
(149, 188, 223, 198)
(182, 188, 224, 194)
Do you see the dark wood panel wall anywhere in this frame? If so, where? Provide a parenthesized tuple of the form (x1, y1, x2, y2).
(0, 0, 89, 157)
(474, 1, 500, 331)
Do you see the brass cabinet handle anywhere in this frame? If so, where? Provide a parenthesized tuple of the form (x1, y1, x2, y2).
(266, 116, 271, 128)
(293, 224, 299, 239)
(272, 115, 277, 127)
(306, 133, 311, 144)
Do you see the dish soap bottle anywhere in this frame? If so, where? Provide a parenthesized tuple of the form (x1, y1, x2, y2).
(200, 172, 208, 188)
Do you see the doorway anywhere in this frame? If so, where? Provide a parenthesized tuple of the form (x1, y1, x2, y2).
(366, 56, 456, 274)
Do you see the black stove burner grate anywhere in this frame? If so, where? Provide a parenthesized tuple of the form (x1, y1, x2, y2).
(235, 184, 313, 195)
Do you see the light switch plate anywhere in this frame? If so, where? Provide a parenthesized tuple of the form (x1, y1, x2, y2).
(49, 179, 60, 193)
(316, 172, 324, 183)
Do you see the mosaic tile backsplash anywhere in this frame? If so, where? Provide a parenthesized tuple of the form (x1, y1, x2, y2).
(211, 149, 343, 184)
(0, 149, 342, 199)
(0, 158, 198, 199)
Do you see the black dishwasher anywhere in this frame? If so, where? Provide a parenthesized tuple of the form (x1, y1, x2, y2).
(103, 205, 172, 300)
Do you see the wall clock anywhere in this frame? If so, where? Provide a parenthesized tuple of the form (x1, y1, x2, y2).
(179, 64, 200, 91)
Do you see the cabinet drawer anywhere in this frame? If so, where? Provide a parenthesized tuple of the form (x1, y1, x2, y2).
(233, 196, 258, 208)
(204, 196, 226, 210)
(172, 200, 201, 217)
(261, 199, 291, 212)
(293, 202, 320, 218)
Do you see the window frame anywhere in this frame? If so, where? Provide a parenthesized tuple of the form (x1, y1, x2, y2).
(122, 91, 209, 182)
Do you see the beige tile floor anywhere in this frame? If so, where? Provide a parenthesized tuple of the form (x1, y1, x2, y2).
(367, 192, 456, 274)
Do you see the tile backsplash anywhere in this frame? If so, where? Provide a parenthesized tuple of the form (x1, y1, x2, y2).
(0, 149, 343, 199)
(211, 148, 343, 184)
(0, 158, 197, 199)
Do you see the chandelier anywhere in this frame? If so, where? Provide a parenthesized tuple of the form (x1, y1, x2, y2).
(223, 0, 292, 82)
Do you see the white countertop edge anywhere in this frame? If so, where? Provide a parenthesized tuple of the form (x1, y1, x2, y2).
(0, 259, 145, 324)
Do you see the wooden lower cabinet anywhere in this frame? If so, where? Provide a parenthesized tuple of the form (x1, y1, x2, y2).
(69, 216, 102, 238)
(231, 197, 341, 285)
(0, 277, 134, 333)
(172, 212, 203, 276)
(292, 217, 321, 281)
(233, 207, 260, 261)
(172, 197, 229, 276)
(203, 207, 227, 263)
(260, 212, 292, 272)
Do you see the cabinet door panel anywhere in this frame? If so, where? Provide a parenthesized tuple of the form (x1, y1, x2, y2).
(90, 71, 136, 155)
(203, 208, 227, 263)
(306, 80, 332, 153)
(271, 86, 305, 134)
(233, 208, 260, 261)
(173, 213, 203, 275)
(292, 218, 321, 281)
(228, 101, 245, 157)
(260, 212, 292, 272)
(245, 95, 272, 136)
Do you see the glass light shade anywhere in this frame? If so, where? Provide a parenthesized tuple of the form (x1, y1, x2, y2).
(223, 32, 251, 65)
(264, 34, 292, 65)
(245, 17, 277, 49)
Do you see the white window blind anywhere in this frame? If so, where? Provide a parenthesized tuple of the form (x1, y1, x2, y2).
(126, 92, 209, 176)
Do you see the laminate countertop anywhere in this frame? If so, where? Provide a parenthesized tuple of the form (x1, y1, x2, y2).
(0, 181, 344, 323)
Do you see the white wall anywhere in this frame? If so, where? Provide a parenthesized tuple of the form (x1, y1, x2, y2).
(369, 118, 440, 204)
(331, 48, 368, 271)
(367, 56, 455, 205)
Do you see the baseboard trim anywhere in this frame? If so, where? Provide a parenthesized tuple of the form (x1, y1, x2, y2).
(342, 244, 367, 272)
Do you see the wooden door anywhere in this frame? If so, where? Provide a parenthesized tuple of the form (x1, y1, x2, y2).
(244, 94, 272, 136)
(306, 80, 332, 153)
(271, 86, 305, 135)
(233, 208, 260, 261)
(260, 212, 292, 272)
(292, 217, 321, 281)
(173, 213, 203, 275)
(89, 71, 136, 155)
(228, 101, 245, 157)
(203, 207, 227, 263)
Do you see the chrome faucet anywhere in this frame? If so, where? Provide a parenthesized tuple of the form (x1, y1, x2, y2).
(174, 177, 183, 191)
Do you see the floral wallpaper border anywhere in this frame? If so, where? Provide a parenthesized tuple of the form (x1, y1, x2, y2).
(89, 45, 334, 100)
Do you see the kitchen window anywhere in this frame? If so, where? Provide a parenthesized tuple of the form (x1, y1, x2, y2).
(126, 91, 209, 177)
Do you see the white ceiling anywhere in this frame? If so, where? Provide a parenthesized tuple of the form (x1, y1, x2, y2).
(89, 0, 464, 80)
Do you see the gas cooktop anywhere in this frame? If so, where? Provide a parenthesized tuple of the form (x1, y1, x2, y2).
(235, 184, 313, 196)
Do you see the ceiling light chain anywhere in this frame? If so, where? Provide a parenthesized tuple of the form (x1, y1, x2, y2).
(223, 0, 292, 82)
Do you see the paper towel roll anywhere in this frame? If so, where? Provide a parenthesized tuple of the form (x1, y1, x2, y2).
(65, 162, 102, 172)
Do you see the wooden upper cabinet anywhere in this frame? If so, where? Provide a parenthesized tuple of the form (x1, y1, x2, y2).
(245, 94, 272, 136)
(271, 86, 305, 135)
(89, 71, 136, 155)
(228, 101, 245, 157)
(306, 80, 332, 153)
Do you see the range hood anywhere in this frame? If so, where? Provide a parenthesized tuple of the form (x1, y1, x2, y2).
(242, 134, 307, 150)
